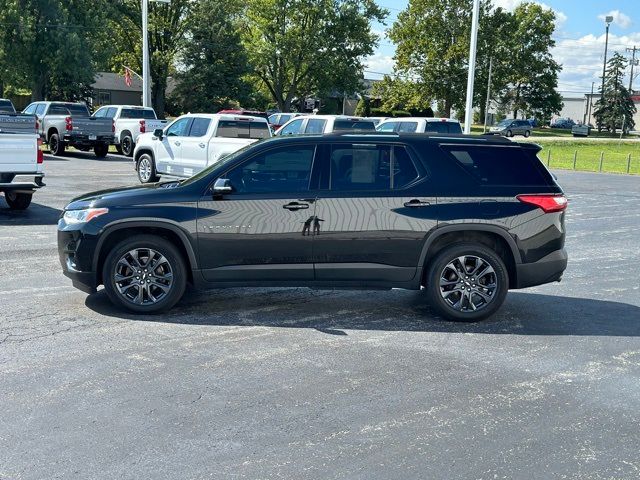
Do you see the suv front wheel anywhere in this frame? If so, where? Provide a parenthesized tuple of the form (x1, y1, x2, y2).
(425, 243, 509, 321)
(102, 235, 187, 313)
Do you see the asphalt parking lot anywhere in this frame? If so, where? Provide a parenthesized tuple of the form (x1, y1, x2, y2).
(1, 151, 639, 479)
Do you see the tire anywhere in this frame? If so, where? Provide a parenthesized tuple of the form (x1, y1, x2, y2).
(137, 153, 159, 183)
(121, 133, 134, 157)
(114, 144, 123, 155)
(506, 129, 513, 138)
(49, 133, 65, 156)
(524, 130, 531, 138)
(4, 192, 32, 210)
(102, 234, 187, 314)
(94, 143, 109, 158)
(425, 243, 509, 322)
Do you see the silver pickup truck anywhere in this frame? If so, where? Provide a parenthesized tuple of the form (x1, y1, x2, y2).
(0, 114, 44, 210)
(22, 101, 114, 158)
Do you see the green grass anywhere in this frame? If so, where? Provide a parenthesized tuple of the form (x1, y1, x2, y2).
(534, 140, 640, 174)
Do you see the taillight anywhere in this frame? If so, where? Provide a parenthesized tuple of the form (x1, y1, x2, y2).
(65, 116, 73, 131)
(517, 194, 567, 213)
(139, 120, 146, 133)
(37, 138, 43, 164)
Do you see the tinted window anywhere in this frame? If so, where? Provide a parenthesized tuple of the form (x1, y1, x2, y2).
(442, 145, 552, 186)
(392, 146, 420, 189)
(279, 114, 294, 124)
(305, 118, 327, 134)
(216, 120, 270, 139)
(35, 104, 46, 116)
(398, 122, 418, 133)
(104, 107, 118, 118)
(330, 144, 391, 191)
(333, 120, 376, 132)
(424, 122, 462, 134)
(226, 145, 315, 194)
(377, 121, 397, 132)
(189, 118, 211, 137)
(121, 108, 157, 119)
(278, 118, 304, 135)
(49, 104, 71, 115)
(0, 100, 15, 113)
(65, 104, 90, 116)
(166, 117, 191, 136)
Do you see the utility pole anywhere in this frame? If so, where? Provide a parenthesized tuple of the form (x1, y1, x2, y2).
(483, 57, 493, 133)
(142, 0, 171, 108)
(587, 81, 594, 126)
(601, 16, 613, 96)
(463, 0, 481, 134)
(627, 46, 638, 92)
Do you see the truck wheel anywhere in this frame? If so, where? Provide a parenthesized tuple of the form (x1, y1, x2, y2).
(137, 153, 159, 183)
(49, 133, 65, 156)
(121, 133, 134, 157)
(425, 243, 509, 322)
(94, 143, 109, 158)
(5, 192, 33, 210)
(115, 144, 123, 155)
(102, 235, 187, 314)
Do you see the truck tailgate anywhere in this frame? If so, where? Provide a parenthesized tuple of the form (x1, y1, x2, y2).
(0, 134, 41, 173)
(71, 117, 113, 137)
(145, 119, 168, 131)
(0, 114, 37, 134)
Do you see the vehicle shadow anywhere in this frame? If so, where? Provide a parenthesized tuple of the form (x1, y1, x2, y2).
(0, 200, 62, 225)
(45, 151, 132, 163)
(85, 288, 640, 337)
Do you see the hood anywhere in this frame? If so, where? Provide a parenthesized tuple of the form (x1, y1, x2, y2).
(65, 181, 181, 210)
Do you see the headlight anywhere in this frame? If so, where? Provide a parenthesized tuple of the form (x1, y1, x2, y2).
(63, 207, 109, 224)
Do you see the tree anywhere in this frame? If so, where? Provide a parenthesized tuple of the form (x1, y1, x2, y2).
(498, 3, 562, 121)
(0, 0, 108, 101)
(171, 0, 252, 114)
(241, 0, 387, 112)
(354, 97, 371, 117)
(594, 53, 637, 132)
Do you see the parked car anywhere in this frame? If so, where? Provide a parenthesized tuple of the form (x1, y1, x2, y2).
(0, 113, 44, 210)
(92, 105, 168, 157)
(376, 117, 463, 134)
(267, 112, 304, 130)
(550, 118, 575, 129)
(218, 109, 269, 120)
(571, 124, 590, 137)
(366, 116, 389, 126)
(22, 101, 114, 157)
(0, 98, 16, 114)
(487, 119, 532, 137)
(275, 115, 376, 135)
(59, 132, 568, 321)
(133, 113, 271, 183)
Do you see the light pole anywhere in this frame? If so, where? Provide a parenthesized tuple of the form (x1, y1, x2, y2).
(463, 0, 481, 134)
(142, 0, 171, 108)
(601, 16, 613, 97)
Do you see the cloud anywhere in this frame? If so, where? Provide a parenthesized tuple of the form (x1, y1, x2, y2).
(364, 54, 395, 79)
(598, 10, 632, 29)
(493, 0, 567, 28)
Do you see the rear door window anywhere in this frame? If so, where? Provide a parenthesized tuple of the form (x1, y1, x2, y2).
(189, 118, 211, 137)
(398, 122, 418, 133)
(278, 118, 304, 135)
(35, 104, 47, 116)
(216, 120, 270, 139)
(441, 145, 553, 186)
(377, 121, 398, 132)
(305, 118, 327, 134)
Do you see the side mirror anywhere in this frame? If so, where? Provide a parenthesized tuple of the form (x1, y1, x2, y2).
(153, 128, 164, 139)
(212, 178, 232, 196)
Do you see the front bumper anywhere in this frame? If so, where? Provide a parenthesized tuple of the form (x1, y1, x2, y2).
(515, 248, 567, 289)
(0, 173, 45, 193)
(58, 226, 98, 293)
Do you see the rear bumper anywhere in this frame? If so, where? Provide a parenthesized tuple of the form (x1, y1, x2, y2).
(63, 134, 114, 146)
(515, 248, 567, 289)
(0, 172, 45, 192)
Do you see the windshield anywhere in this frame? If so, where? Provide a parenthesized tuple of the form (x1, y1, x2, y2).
(496, 119, 512, 127)
(66, 104, 90, 116)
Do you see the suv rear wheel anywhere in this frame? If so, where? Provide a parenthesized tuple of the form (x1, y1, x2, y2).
(102, 235, 187, 313)
(425, 243, 508, 321)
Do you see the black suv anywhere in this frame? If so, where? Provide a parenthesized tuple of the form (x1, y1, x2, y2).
(58, 133, 567, 321)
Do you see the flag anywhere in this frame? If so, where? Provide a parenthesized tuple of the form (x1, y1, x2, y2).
(124, 68, 132, 88)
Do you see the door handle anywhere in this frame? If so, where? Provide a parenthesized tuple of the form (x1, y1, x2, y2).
(173, 141, 181, 146)
(198, 143, 206, 148)
(283, 202, 309, 211)
(404, 199, 431, 208)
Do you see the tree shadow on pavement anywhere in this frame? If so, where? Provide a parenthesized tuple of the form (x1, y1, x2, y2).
(85, 288, 640, 337)
(0, 200, 61, 225)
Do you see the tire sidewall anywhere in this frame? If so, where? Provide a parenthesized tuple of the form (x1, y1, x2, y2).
(102, 235, 187, 314)
(137, 154, 157, 183)
(426, 243, 509, 322)
(5, 192, 32, 210)
(122, 135, 134, 157)
(50, 133, 63, 155)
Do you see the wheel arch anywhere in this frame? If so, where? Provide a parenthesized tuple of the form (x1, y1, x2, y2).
(419, 225, 521, 288)
(134, 148, 154, 164)
(120, 129, 133, 142)
(47, 127, 59, 142)
(93, 221, 198, 287)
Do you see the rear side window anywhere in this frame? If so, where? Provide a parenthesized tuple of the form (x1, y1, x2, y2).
(49, 104, 70, 115)
(65, 104, 90, 116)
(330, 144, 420, 191)
(189, 118, 211, 137)
(216, 120, 270, 139)
(35, 104, 46, 116)
(398, 122, 418, 133)
(121, 108, 157, 119)
(305, 118, 327, 134)
(442, 145, 552, 186)
(333, 120, 376, 131)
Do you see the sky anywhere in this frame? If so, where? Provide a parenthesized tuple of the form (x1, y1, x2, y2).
(366, 0, 640, 95)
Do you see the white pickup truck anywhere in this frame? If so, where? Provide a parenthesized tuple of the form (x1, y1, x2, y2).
(133, 113, 271, 183)
(93, 105, 168, 156)
(0, 114, 44, 210)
